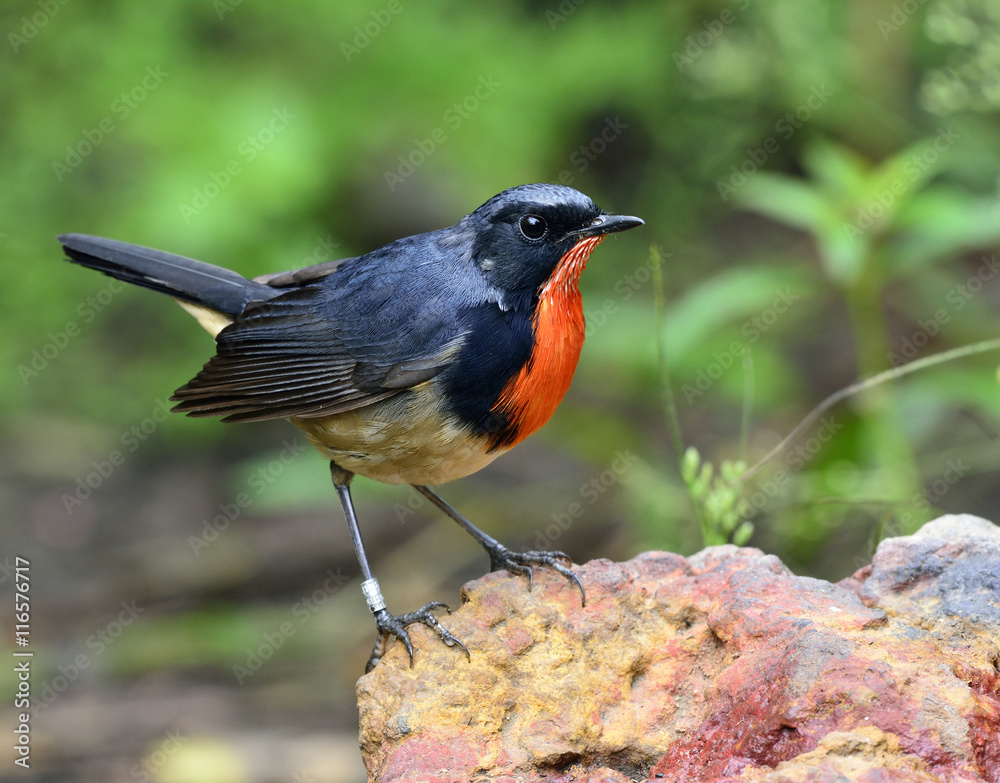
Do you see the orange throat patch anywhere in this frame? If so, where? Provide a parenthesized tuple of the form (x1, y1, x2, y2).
(490, 235, 605, 450)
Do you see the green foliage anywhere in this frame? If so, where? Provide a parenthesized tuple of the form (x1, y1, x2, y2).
(681, 447, 753, 547)
(740, 135, 1000, 289)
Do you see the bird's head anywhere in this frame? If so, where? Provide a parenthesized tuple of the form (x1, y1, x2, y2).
(462, 183, 643, 306)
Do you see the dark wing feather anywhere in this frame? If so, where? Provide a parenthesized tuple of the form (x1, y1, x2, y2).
(60, 233, 277, 316)
(252, 256, 359, 287)
(171, 286, 458, 422)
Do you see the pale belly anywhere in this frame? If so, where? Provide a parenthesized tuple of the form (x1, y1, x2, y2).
(290, 388, 504, 485)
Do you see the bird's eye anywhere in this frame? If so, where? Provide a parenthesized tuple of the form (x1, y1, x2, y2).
(518, 214, 547, 240)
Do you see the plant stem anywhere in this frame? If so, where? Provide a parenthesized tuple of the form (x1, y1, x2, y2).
(739, 348, 754, 464)
(844, 263, 922, 510)
(651, 245, 686, 466)
(651, 245, 711, 539)
(740, 337, 1000, 481)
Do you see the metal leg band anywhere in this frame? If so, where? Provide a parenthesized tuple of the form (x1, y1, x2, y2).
(361, 577, 387, 613)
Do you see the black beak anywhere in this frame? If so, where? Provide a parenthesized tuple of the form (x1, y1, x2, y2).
(564, 213, 645, 241)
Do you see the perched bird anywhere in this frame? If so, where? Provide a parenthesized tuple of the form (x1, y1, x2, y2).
(60, 183, 643, 669)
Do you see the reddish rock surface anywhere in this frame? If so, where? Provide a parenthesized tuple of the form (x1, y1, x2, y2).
(357, 514, 1000, 782)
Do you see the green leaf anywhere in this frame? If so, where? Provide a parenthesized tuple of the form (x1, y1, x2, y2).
(660, 265, 816, 361)
(816, 226, 871, 287)
(801, 139, 869, 198)
(732, 521, 754, 546)
(739, 173, 834, 234)
(682, 446, 701, 485)
(894, 187, 1000, 267)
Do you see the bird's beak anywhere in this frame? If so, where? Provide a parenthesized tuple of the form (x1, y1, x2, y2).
(564, 213, 645, 241)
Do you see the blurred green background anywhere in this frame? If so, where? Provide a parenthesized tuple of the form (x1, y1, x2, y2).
(3, 1, 1000, 781)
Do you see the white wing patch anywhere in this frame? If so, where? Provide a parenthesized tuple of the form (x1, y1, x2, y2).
(174, 299, 235, 338)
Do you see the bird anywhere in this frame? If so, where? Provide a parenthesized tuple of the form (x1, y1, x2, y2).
(59, 183, 644, 670)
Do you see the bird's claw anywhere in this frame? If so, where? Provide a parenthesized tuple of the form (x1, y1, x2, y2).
(365, 601, 469, 672)
(485, 543, 586, 605)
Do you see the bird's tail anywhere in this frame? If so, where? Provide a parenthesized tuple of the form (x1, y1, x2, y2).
(59, 233, 277, 317)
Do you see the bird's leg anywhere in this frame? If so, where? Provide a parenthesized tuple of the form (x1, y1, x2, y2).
(330, 463, 468, 671)
(412, 484, 586, 605)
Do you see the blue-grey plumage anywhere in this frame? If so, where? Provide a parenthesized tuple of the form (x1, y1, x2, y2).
(61, 184, 641, 484)
(59, 184, 644, 668)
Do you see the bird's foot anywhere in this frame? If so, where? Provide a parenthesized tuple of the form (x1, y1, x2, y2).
(485, 542, 586, 605)
(366, 602, 469, 673)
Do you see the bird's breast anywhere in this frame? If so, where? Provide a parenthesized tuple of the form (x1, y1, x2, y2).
(486, 235, 603, 450)
(289, 235, 605, 483)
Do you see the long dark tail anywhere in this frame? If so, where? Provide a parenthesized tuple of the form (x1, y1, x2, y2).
(59, 233, 278, 317)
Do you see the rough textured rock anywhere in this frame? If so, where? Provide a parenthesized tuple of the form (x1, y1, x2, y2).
(357, 515, 1000, 782)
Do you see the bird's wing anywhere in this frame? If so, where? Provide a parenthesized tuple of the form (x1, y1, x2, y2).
(170, 283, 462, 423)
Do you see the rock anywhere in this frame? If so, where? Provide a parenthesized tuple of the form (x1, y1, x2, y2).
(357, 515, 1000, 782)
